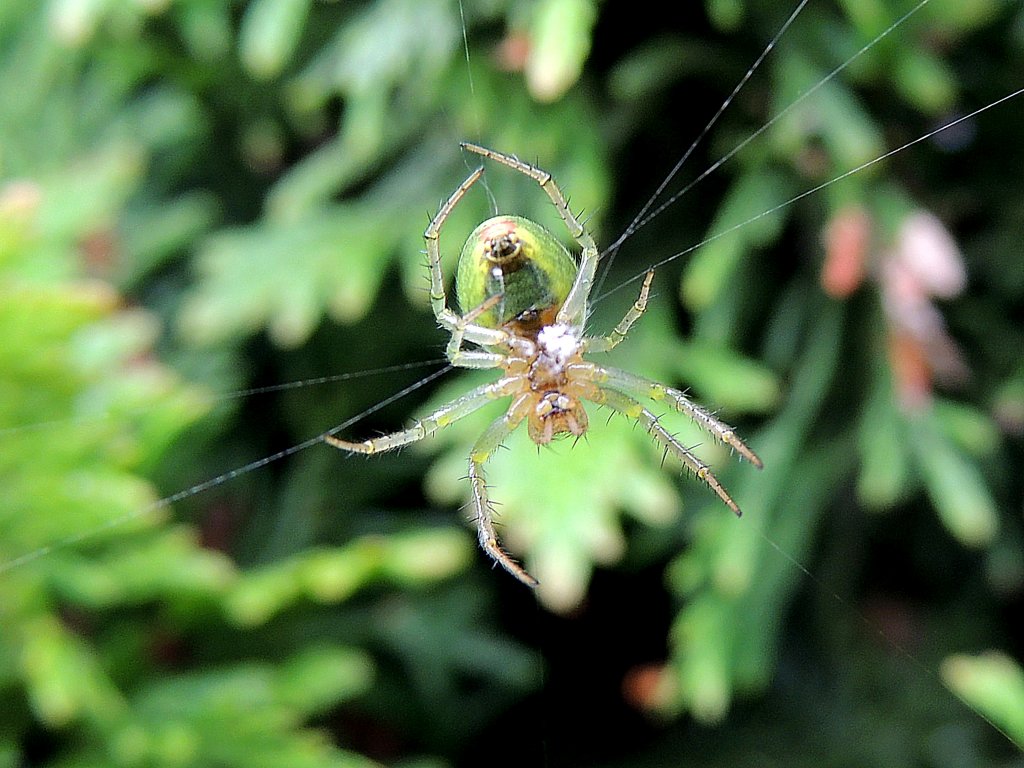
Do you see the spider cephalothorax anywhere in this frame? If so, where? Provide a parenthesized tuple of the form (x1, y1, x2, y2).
(326, 143, 762, 587)
(501, 320, 591, 444)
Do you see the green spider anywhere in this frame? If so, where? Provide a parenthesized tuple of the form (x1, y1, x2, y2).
(326, 143, 763, 587)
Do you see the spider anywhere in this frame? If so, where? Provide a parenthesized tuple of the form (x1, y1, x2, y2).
(325, 143, 763, 587)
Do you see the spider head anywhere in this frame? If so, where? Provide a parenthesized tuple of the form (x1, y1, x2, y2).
(527, 390, 589, 444)
(456, 215, 577, 330)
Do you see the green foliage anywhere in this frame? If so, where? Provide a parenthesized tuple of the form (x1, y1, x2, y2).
(944, 652, 1024, 746)
(1, 0, 1022, 766)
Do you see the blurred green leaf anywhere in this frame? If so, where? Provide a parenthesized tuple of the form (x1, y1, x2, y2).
(894, 46, 957, 113)
(223, 530, 471, 626)
(909, 408, 999, 547)
(20, 615, 125, 728)
(673, 339, 780, 412)
(526, 0, 596, 102)
(239, 0, 313, 80)
(682, 168, 793, 312)
(942, 652, 1024, 748)
(180, 204, 400, 346)
(858, 354, 912, 509)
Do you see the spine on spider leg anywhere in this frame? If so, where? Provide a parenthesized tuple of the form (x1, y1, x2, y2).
(424, 165, 485, 330)
(323, 378, 522, 455)
(582, 270, 656, 354)
(463, 399, 539, 586)
(467, 456, 539, 587)
(579, 363, 764, 469)
(582, 382, 746, 515)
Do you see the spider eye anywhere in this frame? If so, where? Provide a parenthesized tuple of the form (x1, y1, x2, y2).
(456, 215, 577, 329)
(485, 234, 522, 265)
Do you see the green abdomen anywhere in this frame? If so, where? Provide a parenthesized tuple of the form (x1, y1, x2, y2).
(455, 215, 577, 329)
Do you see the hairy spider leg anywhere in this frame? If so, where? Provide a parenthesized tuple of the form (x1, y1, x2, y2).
(578, 363, 764, 469)
(583, 270, 655, 354)
(424, 166, 510, 354)
(580, 385, 744, 515)
(323, 377, 522, 454)
(460, 142, 600, 328)
(444, 293, 508, 370)
(466, 396, 538, 586)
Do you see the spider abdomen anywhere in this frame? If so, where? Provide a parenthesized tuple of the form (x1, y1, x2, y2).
(456, 215, 577, 329)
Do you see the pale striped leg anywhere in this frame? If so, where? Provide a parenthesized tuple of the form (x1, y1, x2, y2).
(586, 386, 744, 516)
(324, 377, 521, 454)
(460, 142, 600, 327)
(467, 395, 537, 586)
(583, 270, 655, 354)
(576, 363, 763, 469)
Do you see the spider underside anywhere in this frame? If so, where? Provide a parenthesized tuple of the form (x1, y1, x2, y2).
(326, 143, 763, 587)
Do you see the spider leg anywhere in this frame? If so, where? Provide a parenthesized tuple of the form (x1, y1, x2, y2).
(585, 386, 744, 516)
(460, 142, 599, 328)
(574, 363, 763, 469)
(324, 376, 521, 454)
(424, 165, 510, 350)
(583, 270, 655, 354)
(467, 398, 538, 587)
(445, 293, 506, 370)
